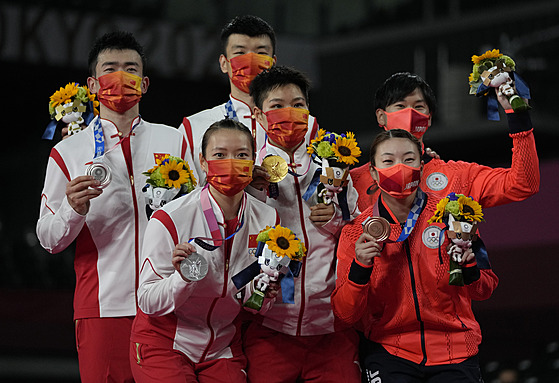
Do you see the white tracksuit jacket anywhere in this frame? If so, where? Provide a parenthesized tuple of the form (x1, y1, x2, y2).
(131, 188, 279, 363)
(249, 139, 360, 336)
(36, 116, 187, 319)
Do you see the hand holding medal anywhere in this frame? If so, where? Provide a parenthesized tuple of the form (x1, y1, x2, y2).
(362, 216, 391, 242)
(260, 155, 288, 199)
(173, 242, 209, 282)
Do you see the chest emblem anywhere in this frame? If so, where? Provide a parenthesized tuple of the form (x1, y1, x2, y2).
(425, 172, 448, 191)
(422, 226, 443, 249)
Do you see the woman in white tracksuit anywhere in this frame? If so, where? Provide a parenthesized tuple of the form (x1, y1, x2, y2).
(130, 119, 279, 383)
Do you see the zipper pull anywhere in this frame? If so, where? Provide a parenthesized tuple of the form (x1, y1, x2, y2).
(130, 174, 134, 186)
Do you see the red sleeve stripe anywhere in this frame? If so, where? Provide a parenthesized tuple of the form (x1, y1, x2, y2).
(50, 148, 71, 181)
(152, 210, 179, 246)
(181, 136, 188, 161)
(182, 117, 195, 159)
(308, 118, 319, 145)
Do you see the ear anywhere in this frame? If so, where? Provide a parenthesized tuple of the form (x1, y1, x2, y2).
(369, 163, 378, 182)
(427, 114, 432, 127)
(254, 107, 266, 129)
(272, 55, 278, 66)
(199, 151, 208, 174)
(219, 54, 229, 75)
(87, 77, 98, 94)
(141, 76, 150, 94)
(376, 108, 387, 127)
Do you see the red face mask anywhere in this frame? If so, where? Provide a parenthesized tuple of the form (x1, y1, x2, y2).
(96, 71, 143, 113)
(206, 159, 254, 197)
(228, 53, 274, 93)
(383, 108, 430, 139)
(264, 107, 309, 150)
(374, 163, 421, 199)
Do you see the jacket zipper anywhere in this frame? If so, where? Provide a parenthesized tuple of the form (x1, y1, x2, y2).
(293, 169, 310, 337)
(200, 237, 231, 362)
(404, 238, 428, 365)
(121, 135, 140, 308)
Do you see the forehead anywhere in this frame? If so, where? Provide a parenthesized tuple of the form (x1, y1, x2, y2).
(225, 33, 273, 52)
(401, 88, 425, 102)
(376, 137, 418, 156)
(96, 49, 142, 68)
(207, 128, 251, 148)
(263, 83, 304, 101)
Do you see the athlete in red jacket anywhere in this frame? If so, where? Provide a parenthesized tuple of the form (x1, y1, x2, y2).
(332, 129, 498, 382)
(351, 72, 539, 212)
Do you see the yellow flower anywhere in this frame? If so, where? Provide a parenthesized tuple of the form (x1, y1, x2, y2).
(471, 49, 502, 65)
(85, 86, 100, 116)
(332, 135, 361, 165)
(146, 154, 170, 174)
(307, 128, 327, 154)
(50, 82, 80, 108)
(458, 196, 484, 222)
(159, 159, 188, 188)
(184, 161, 197, 187)
(266, 226, 301, 260)
(428, 197, 449, 224)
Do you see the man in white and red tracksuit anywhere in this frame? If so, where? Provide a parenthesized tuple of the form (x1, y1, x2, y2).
(36, 31, 188, 383)
(178, 15, 319, 185)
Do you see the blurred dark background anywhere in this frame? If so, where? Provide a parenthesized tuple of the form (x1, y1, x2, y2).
(1, 0, 558, 382)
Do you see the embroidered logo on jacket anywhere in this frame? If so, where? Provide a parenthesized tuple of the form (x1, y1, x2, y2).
(422, 226, 443, 249)
(425, 172, 448, 191)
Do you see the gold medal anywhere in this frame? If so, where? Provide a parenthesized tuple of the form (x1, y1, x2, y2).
(261, 155, 288, 183)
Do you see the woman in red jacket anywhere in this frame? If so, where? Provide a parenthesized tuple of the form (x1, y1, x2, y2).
(331, 129, 498, 382)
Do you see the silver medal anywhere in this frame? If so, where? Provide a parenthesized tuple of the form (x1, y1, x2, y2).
(180, 252, 208, 281)
(86, 162, 112, 189)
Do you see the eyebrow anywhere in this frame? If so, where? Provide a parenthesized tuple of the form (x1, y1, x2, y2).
(210, 146, 250, 151)
(267, 96, 305, 103)
(380, 151, 416, 156)
(101, 61, 140, 67)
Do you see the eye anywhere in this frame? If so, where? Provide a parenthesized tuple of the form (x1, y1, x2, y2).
(294, 102, 307, 108)
(269, 103, 283, 109)
(237, 152, 250, 158)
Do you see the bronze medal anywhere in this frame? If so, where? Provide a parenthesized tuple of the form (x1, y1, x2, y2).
(362, 216, 391, 242)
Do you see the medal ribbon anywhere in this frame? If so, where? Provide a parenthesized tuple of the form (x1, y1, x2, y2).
(91, 116, 140, 162)
(191, 185, 245, 251)
(372, 188, 426, 242)
(224, 99, 239, 121)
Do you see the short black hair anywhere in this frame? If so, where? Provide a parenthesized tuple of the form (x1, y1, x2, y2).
(220, 15, 276, 56)
(369, 129, 422, 166)
(87, 31, 146, 77)
(249, 66, 311, 110)
(374, 72, 437, 116)
(201, 118, 255, 158)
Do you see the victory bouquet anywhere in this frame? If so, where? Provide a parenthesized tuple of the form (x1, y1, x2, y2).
(468, 48, 530, 120)
(307, 129, 361, 219)
(44, 82, 99, 139)
(428, 193, 484, 286)
(232, 225, 306, 311)
(142, 155, 197, 218)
